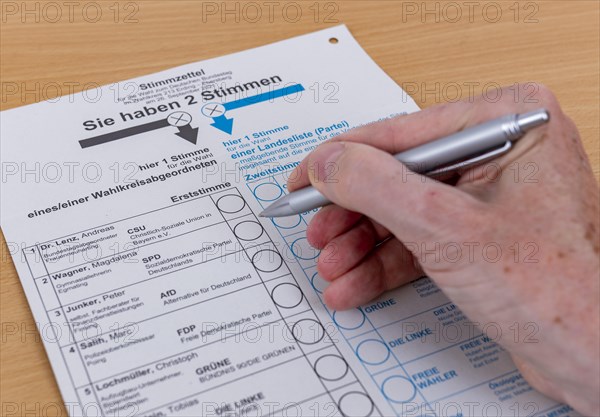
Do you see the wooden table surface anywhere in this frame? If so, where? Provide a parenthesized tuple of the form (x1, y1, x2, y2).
(1, 1, 598, 414)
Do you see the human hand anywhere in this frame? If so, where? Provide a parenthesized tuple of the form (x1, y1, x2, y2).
(287, 84, 599, 414)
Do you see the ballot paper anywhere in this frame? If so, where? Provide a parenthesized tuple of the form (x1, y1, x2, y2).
(1, 26, 576, 417)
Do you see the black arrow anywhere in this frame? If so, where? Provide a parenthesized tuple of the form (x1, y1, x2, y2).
(79, 118, 198, 149)
(175, 124, 199, 145)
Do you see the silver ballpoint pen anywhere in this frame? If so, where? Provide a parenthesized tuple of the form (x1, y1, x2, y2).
(259, 108, 550, 218)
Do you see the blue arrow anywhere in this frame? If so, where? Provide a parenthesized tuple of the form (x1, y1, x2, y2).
(210, 84, 305, 135)
(211, 114, 234, 134)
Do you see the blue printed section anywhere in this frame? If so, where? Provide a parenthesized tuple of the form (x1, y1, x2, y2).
(224, 84, 305, 111)
(248, 170, 573, 417)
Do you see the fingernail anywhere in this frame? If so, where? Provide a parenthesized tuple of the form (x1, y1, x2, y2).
(308, 142, 345, 184)
(286, 164, 303, 190)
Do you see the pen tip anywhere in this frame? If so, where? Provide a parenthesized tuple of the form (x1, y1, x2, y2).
(259, 197, 292, 218)
(258, 211, 266, 217)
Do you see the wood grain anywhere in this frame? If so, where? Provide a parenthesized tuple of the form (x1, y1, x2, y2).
(1, 1, 598, 414)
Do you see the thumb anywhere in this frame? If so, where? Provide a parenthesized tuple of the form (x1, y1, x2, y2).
(307, 141, 484, 243)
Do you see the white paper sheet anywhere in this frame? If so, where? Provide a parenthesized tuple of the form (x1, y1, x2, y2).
(1, 26, 575, 417)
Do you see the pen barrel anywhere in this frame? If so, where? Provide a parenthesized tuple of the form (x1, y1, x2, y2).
(263, 111, 548, 217)
(289, 186, 331, 213)
(395, 114, 520, 174)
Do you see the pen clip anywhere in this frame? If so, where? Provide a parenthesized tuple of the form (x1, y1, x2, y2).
(426, 141, 513, 178)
